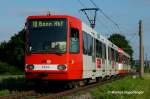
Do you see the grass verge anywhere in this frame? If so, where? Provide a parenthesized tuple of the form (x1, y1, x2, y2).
(0, 77, 26, 96)
(90, 75, 150, 99)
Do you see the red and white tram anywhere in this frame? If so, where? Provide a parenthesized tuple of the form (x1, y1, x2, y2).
(25, 15, 130, 82)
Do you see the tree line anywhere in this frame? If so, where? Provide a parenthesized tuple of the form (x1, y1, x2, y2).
(0, 29, 25, 71)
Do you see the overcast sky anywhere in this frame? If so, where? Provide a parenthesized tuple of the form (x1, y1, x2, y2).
(0, 0, 150, 60)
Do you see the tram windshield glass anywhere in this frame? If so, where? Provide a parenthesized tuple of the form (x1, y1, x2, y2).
(27, 18, 67, 54)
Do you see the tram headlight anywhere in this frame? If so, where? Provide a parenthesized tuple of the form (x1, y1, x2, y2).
(26, 64, 34, 70)
(57, 65, 66, 70)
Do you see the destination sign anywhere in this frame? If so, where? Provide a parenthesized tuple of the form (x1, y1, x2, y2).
(28, 19, 66, 28)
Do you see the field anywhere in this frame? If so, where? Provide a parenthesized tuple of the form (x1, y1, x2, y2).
(90, 74, 150, 99)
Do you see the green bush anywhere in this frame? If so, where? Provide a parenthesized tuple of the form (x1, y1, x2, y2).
(0, 29, 25, 71)
(0, 61, 23, 75)
(144, 66, 150, 73)
(0, 89, 10, 96)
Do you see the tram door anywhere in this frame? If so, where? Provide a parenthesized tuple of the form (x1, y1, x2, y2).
(92, 37, 96, 79)
(82, 32, 96, 79)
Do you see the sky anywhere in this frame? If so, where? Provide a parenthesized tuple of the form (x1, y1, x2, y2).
(0, 0, 150, 60)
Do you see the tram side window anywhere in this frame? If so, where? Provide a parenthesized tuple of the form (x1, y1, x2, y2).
(128, 58, 130, 65)
(115, 50, 119, 62)
(124, 56, 126, 64)
(87, 34, 92, 56)
(108, 47, 111, 60)
(119, 53, 122, 63)
(70, 28, 79, 53)
(96, 39, 102, 58)
(83, 31, 88, 55)
(123, 55, 125, 64)
(125, 56, 127, 64)
(111, 48, 115, 61)
(102, 43, 106, 59)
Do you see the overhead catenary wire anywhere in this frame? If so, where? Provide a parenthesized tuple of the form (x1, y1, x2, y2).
(77, 0, 137, 37)
(96, 17, 113, 34)
(77, 0, 86, 8)
(77, 0, 137, 38)
(77, 0, 115, 34)
(89, 0, 140, 48)
(89, 0, 122, 33)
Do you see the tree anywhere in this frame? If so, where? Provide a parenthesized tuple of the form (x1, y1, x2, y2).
(108, 34, 134, 64)
(0, 29, 25, 70)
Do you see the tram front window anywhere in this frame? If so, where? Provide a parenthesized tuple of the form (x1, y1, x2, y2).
(27, 18, 67, 54)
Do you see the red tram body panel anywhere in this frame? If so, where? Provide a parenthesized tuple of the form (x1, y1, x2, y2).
(25, 15, 83, 80)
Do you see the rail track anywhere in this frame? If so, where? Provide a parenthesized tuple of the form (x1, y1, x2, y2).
(38, 77, 123, 99)
(0, 73, 138, 99)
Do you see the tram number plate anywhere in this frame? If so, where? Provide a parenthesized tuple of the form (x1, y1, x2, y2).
(41, 66, 50, 69)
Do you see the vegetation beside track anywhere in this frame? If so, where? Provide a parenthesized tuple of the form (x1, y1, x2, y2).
(0, 74, 150, 98)
(0, 61, 23, 75)
(0, 61, 25, 96)
(90, 74, 150, 99)
(0, 77, 26, 96)
(0, 76, 60, 97)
